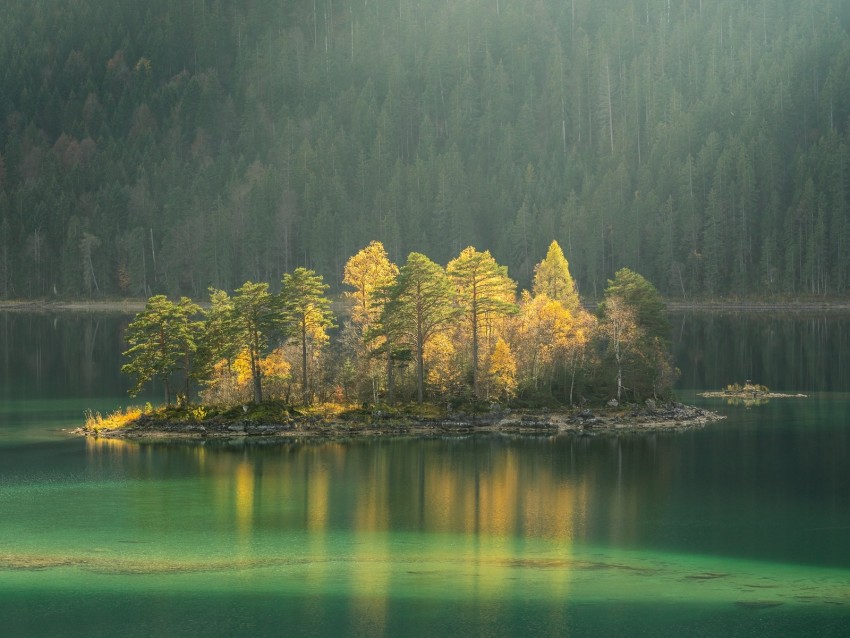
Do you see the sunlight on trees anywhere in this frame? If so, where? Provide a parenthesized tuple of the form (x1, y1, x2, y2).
(122, 242, 675, 408)
(447, 246, 517, 398)
(342, 241, 399, 402)
(532, 240, 580, 313)
(280, 268, 335, 403)
(122, 295, 201, 404)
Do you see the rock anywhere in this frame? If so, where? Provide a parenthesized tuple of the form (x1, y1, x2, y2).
(645, 398, 656, 412)
(579, 409, 594, 419)
(607, 399, 618, 407)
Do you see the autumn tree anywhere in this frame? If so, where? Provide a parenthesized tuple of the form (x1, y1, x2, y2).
(382, 253, 459, 403)
(532, 240, 581, 313)
(598, 296, 639, 402)
(280, 267, 335, 403)
(486, 337, 518, 401)
(121, 295, 202, 404)
(342, 240, 398, 401)
(447, 247, 517, 397)
(511, 291, 577, 395)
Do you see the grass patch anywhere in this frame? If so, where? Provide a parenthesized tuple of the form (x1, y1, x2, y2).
(84, 405, 145, 432)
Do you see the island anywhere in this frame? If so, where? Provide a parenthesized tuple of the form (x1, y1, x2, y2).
(77, 241, 723, 441)
(700, 382, 807, 403)
(76, 401, 723, 441)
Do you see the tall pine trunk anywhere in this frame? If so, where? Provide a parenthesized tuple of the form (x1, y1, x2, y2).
(301, 318, 309, 402)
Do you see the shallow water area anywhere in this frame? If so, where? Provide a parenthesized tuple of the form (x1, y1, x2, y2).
(1, 311, 849, 636)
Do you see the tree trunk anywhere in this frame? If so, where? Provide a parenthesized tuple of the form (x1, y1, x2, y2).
(416, 315, 424, 403)
(386, 342, 395, 405)
(615, 347, 623, 402)
(184, 351, 191, 399)
(301, 318, 309, 403)
(471, 296, 479, 397)
(250, 330, 262, 404)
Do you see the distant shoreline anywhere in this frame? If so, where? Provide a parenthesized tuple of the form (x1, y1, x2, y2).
(0, 299, 148, 313)
(5, 298, 850, 314)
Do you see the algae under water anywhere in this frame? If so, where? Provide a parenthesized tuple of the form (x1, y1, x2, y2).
(1, 311, 849, 636)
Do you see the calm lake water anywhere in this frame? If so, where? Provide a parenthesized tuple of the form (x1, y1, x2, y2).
(1, 311, 848, 637)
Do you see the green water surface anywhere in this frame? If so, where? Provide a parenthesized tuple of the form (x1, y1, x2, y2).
(1, 312, 848, 636)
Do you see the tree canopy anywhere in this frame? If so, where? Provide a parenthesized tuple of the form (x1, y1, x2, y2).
(123, 243, 677, 407)
(532, 241, 580, 313)
(121, 295, 201, 404)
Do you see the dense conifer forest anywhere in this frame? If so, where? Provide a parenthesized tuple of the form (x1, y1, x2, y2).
(2, 0, 850, 299)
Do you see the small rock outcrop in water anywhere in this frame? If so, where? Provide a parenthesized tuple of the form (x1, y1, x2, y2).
(700, 382, 807, 401)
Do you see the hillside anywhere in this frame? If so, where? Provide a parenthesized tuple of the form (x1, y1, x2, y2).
(2, 0, 850, 299)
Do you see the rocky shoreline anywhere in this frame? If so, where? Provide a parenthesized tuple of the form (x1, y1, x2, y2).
(73, 403, 725, 441)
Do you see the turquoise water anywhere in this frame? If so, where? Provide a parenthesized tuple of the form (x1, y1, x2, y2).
(1, 312, 849, 636)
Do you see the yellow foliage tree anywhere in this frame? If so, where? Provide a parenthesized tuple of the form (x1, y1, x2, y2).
(424, 332, 465, 399)
(200, 347, 291, 405)
(532, 240, 581, 313)
(342, 241, 399, 402)
(447, 246, 517, 397)
(511, 291, 577, 393)
(486, 337, 517, 401)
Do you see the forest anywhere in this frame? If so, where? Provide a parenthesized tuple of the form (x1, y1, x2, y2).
(2, 0, 850, 300)
(120, 241, 673, 409)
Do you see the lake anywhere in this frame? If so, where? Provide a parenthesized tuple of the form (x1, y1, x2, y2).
(1, 311, 848, 637)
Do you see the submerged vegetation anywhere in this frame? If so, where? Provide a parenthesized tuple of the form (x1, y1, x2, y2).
(120, 240, 675, 414)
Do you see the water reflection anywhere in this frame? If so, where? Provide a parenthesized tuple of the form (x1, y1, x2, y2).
(85, 437, 589, 544)
(671, 311, 850, 392)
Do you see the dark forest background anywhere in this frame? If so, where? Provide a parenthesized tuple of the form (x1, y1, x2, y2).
(2, 0, 850, 300)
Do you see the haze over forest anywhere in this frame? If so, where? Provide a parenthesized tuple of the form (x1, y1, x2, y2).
(2, 0, 850, 300)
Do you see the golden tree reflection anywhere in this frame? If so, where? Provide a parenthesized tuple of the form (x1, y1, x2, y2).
(85, 436, 589, 626)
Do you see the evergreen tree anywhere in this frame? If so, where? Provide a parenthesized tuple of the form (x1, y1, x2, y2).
(121, 295, 201, 404)
(598, 268, 669, 343)
(280, 267, 335, 403)
(230, 281, 278, 404)
(382, 252, 459, 403)
(446, 246, 517, 397)
(598, 268, 675, 400)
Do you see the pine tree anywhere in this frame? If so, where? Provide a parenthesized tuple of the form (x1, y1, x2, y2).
(231, 281, 278, 404)
(280, 267, 335, 403)
(382, 252, 459, 403)
(447, 246, 517, 397)
(121, 295, 202, 404)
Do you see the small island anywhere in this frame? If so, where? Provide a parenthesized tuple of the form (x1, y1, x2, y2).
(700, 382, 807, 405)
(78, 241, 722, 441)
(77, 400, 723, 441)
